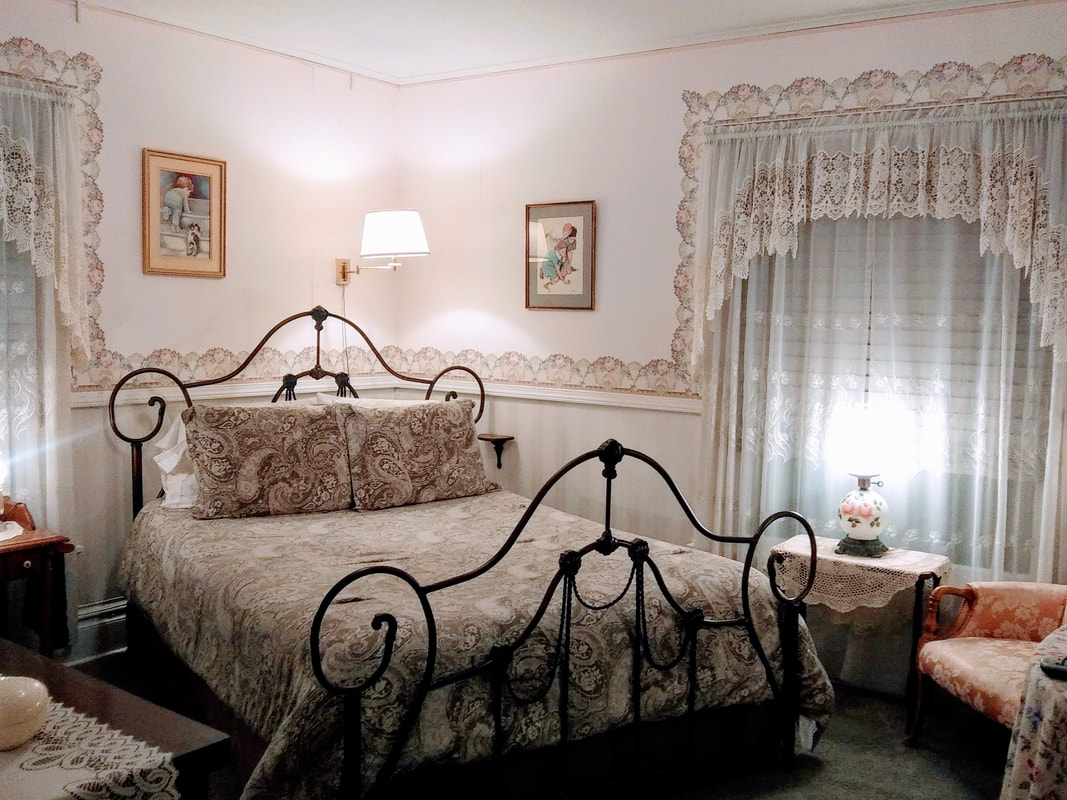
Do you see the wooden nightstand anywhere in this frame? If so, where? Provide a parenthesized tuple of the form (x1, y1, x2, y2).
(0, 527, 75, 657)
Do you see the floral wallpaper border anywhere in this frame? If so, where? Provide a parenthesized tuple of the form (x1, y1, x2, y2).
(89, 344, 691, 397)
(672, 53, 1067, 379)
(7, 37, 1064, 401)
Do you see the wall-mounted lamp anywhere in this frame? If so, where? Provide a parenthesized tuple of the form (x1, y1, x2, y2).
(336, 209, 430, 284)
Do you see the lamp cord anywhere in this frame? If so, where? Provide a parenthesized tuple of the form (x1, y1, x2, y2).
(340, 282, 350, 378)
(862, 225, 876, 406)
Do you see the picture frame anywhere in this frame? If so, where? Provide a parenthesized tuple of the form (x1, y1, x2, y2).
(142, 149, 226, 278)
(526, 200, 595, 310)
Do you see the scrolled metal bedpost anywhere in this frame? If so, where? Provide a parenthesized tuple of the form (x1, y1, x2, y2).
(754, 511, 817, 767)
(628, 539, 647, 785)
(777, 598, 800, 767)
(108, 367, 193, 518)
(612, 443, 818, 749)
(424, 365, 486, 422)
(556, 550, 580, 788)
(310, 565, 438, 799)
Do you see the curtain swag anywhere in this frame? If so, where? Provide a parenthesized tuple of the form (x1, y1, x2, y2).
(0, 74, 90, 362)
(692, 100, 1067, 365)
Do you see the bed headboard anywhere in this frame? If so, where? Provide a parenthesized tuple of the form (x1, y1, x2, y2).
(108, 305, 486, 518)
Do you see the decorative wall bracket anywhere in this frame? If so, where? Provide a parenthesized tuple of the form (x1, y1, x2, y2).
(478, 433, 514, 469)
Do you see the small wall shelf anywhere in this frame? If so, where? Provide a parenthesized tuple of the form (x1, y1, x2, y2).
(477, 433, 514, 469)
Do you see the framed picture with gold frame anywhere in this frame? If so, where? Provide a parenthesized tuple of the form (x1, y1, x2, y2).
(142, 149, 226, 278)
(526, 200, 595, 310)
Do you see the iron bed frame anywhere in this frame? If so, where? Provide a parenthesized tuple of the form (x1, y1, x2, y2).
(108, 306, 819, 799)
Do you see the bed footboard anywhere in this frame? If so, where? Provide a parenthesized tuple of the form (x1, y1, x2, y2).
(311, 439, 817, 798)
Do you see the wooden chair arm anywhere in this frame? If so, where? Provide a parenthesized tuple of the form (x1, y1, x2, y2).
(919, 585, 976, 647)
(1, 496, 36, 530)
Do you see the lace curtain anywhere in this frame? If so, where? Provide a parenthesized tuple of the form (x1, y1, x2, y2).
(0, 239, 65, 521)
(691, 101, 1067, 367)
(0, 74, 78, 526)
(693, 101, 1066, 583)
(0, 74, 88, 359)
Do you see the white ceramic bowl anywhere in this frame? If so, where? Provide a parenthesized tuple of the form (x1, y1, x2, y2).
(0, 676, 50, 750)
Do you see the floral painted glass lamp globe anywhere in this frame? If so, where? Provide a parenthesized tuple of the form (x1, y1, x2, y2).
(836, 473, 889, 557)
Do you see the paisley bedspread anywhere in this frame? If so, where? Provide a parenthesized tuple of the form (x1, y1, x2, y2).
(120, 491, 833, 799)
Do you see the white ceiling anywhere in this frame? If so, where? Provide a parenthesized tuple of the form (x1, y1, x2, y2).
(86, 0, 1016, 85)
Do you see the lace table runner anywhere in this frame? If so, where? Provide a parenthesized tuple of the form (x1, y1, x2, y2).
(770, 535, 951, 613)
(0, 700, 178, 800)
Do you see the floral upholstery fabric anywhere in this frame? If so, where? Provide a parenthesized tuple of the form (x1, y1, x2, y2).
(343, 399, 499, 510)
(953, 582, 1067, 642)
(183, 404, 353, 519)
(918, 637, 1038, 727)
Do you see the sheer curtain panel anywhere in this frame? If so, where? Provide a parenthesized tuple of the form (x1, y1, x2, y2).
(0, 74, 80, 526)
(0, 240, 64, 522)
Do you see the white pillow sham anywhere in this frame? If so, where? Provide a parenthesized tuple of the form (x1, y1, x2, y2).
(152, 416, 199, 508)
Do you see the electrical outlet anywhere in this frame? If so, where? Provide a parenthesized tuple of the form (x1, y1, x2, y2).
(335, 258, 351, 285)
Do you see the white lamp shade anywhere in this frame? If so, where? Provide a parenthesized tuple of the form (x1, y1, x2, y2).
(360, 210, 429, 260)
(826, 400, 917, 480)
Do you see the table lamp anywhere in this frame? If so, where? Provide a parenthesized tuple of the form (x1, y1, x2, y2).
(836, 473, 889, 557)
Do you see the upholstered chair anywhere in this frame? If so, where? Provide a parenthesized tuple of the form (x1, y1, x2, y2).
(907, 581, 1067, 744)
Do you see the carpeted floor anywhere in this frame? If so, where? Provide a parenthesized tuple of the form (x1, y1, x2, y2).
(78, 652, 1010, 799)
(678, 685, 1009, 800)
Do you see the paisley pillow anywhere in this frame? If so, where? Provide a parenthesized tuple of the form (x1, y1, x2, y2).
(183, 404, 353, 519)
(344, 399, 499, 510)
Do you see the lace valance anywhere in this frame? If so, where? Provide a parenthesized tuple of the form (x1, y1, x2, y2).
(0, 74, 90, 361)
(690, 98, 1067, 364)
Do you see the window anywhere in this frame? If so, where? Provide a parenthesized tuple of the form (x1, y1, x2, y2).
(723, 216, 1053, 579)
(691, 98, 1067, 582)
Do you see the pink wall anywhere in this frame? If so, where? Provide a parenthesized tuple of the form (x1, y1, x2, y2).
(4, 0, 402, 383)
(394, 2, 1067, 393)
(4, 0, 1065, 396)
